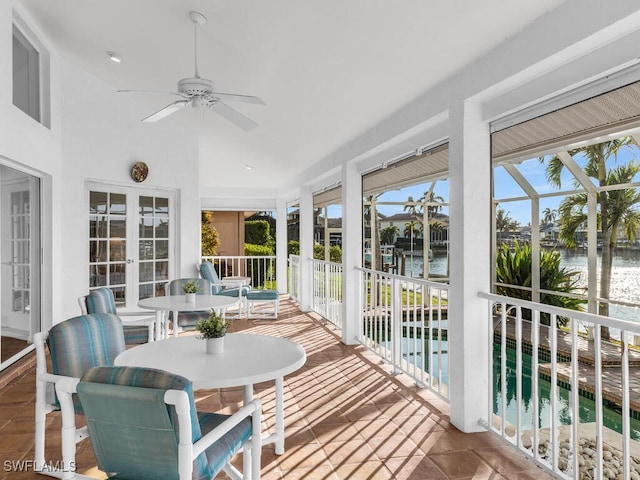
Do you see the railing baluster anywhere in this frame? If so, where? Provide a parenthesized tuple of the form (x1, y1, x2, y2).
(594, 324, 603, 480)
(550, 312, 558, 473)
(515, 305, 522, 446)
(622, 329, 630, 480)
(532, 309, 540, 464)
(570, 317, 579, 479)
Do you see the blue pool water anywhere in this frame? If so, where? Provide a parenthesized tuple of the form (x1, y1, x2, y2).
(383, 334, 640, 439)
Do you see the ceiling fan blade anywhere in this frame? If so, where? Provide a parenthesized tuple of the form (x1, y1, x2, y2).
(119, 89, 186, 96)
(210, 92, 266, 105)
(142, 99, 191, 123)
(209, 101, 258, 131)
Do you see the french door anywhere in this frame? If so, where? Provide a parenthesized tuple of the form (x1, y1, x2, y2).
(88, 184, 174, 309)
(0, 164, 41, 368)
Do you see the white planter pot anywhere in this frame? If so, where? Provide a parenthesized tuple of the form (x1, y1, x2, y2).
(185, 293, 196, 303)
(206, 337, 225, 354)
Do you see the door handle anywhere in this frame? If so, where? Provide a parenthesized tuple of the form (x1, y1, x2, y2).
(126, 259, 135, 264)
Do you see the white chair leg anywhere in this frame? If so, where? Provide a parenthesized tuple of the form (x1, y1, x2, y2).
(56, 379, 79, 480)
(34, 391, 46, 471)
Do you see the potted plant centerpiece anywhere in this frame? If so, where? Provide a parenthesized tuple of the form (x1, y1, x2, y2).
(195, 310, 231, 354)
(182, 280, 201, 303)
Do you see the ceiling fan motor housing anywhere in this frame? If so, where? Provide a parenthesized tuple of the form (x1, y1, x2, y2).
(178, 77, 214, 96)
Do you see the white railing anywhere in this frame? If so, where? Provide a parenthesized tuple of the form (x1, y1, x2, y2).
(479, 291, 640, 480)
(201, 255, 276, 290)
(357, 267, 449, 400)
(288, 255, 300, 302)
(311, 259, 343, 328)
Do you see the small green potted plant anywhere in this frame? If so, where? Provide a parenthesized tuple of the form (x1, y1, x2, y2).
(195, 310, 231, 354)
(182, 280, 202, 303)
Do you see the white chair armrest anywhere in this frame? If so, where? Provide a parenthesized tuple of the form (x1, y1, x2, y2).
(192, 398, 262, 458)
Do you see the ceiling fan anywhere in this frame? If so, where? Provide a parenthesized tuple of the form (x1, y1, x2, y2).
(120, 11, 265, 131)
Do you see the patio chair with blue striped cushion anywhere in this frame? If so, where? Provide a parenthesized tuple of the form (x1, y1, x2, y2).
(199, 261, 281, 319)
(33, 313, 126, 473)
(55, 366, 262, 480)
(199, 262, 279, 319)
(79, 287, 155, 344)
(198, 262, 249, 309)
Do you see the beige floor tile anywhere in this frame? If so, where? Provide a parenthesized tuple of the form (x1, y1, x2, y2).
(427, 450, 494, 478)
(384, 455, 449, 480)
(0, 297, 554, 480)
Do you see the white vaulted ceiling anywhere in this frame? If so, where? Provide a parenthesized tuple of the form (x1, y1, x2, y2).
(17, 0, 565, 197)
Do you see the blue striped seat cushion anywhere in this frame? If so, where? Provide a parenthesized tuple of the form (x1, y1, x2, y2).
(199, 263, 249, 296)
(168, 310, 210, 329)
(81, 366, 201, 442)
(80, 366, 249, 479)
(49, 313, 125, 378)
(197, 412, 252, 477)
(216, 288, 247, 297)
(247, 290, 278, 300)
(85, 288, 149, 345)
(48, 313, 125, 412)
(85, 288, 118, 315)
(123, 325, 150, 344)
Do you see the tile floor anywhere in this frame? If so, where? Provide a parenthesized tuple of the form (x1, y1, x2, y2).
(0, 296, 556, 479)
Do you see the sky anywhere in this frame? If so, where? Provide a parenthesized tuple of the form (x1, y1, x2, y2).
(323, 142, 640, 226)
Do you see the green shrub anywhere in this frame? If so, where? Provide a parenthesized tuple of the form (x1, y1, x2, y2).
(244, 243, 272, 256)
(495, 241, 585, 325)
(245, 220, 274, 249)
(288, 240, 300, 256)
(313, 244, 342, 262)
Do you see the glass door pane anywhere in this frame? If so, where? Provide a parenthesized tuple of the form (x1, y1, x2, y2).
(89, 190, 128, 307)
(1, 165, 41, 368)
(138, 195, 170, 300)
(89, 186, 173, 308)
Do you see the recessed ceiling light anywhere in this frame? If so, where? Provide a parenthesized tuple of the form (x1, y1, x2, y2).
(107, 51, 122, 63)
(245, 164, 253, 171)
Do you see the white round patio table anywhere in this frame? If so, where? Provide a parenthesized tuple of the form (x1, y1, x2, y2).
(114, 333, 306, 455)
(138, 294, 240, 340)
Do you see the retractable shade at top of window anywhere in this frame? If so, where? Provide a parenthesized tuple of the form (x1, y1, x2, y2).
(492, 80, 640, 165)
(316, 79, 640, 206)
(313, 145, 451, 208)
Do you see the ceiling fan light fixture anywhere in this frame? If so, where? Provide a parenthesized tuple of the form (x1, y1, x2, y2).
(119, 10, 265, 130)
(107, 51, 122, 63)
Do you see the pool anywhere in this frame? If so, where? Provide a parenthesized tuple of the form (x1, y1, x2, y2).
(378, 331, 640, 439)
(493, 343, 640, 440)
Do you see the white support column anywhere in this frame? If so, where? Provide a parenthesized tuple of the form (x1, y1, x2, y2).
(299, 185, 314, 311)
(341, 160, 362, 344)
(448, 99, 491, 433)
(275, 197, 288, 294)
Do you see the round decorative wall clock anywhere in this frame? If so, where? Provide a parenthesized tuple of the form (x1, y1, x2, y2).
(131, 161, 149, 182)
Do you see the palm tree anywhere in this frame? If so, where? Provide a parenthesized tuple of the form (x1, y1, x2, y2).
(542, 207, 557, 226)
(403, 196, 420, 218)
(404, 221, 421, 256)
(543, 138, 640, 339)
(380, 225, 399, 246)
(419, 191, 445, 218)
(496, 208, 516, 236)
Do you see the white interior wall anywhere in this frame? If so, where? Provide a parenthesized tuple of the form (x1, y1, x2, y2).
(1, 1, 202, 325)
(57, 62, 201, 321)
(0, 2, 60, 329)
